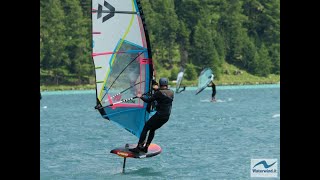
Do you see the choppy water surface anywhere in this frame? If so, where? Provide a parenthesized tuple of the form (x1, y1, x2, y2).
(40, 84, 280, 179)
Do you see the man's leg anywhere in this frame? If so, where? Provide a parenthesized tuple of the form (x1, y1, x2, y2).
(143, 116, 169, 153)
(211, 92, 216, 102)
(146, 129, 155, 145)
(138, 125, 149, 145)
(130, 114, 159, 153)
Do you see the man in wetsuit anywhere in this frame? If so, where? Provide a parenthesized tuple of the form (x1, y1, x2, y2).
(130, 77, 174, 153)
(207, 74, 216, 102)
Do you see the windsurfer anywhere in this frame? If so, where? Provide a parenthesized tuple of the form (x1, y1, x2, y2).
(207, 74, 216, 102)
(146, 80, 159, 113)
(130, 77, 174, 153)
(175, 68, 185, 93)
(128, 53, 141, 96)
(176, 86, 186, 93)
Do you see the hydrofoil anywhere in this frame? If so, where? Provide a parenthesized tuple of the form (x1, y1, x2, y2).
(110, 143, 162, 173)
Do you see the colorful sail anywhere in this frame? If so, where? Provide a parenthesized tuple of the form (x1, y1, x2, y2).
(92, 0, 154, 138)
(175, 67, 184, 93)
(195, 68, 213, 95)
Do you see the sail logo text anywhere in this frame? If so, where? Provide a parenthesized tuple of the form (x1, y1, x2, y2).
(251, 159, 278, 178)
(97, 1, 115, 23)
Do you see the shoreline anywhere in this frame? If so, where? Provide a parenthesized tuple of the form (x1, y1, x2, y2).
(40, 84, 279, 95)
(40, 81, 280, 92)
(41, 65, 280, 91)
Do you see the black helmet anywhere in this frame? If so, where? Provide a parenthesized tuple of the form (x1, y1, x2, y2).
(159, 77, 168, 86)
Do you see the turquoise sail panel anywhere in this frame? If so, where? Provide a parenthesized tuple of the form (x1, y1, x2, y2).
(196, 68, 213, 95)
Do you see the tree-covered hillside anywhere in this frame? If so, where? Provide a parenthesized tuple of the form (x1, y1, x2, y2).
(40, 0, 279, 85)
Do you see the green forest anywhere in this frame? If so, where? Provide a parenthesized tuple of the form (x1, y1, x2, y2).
(40, 0, 280, 87)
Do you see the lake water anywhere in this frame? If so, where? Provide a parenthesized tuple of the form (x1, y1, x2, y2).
(40, 84, 280, 179)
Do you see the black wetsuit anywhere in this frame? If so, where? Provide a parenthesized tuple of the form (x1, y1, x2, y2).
(138, 88, 174, 145)
(211, 83, 216, 98)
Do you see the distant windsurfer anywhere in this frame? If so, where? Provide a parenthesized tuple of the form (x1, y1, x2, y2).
(152, 79, 158, 89)
(128, 53, 141, 96)
(130, 77, 174, 153)
(175, 68, 185, 93)
(207, 74, 216, 102)
(147, 79, 159, 110)
(176, 86, 186, 93)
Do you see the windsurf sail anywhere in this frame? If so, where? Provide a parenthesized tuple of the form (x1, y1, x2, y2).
(175, 67, 185, 93)
(92, 0, 154, 138)
(195, 68, 214, 95)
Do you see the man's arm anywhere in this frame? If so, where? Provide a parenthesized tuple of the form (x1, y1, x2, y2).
(140, 91, 158, 103)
